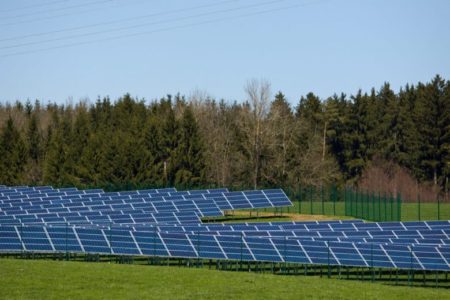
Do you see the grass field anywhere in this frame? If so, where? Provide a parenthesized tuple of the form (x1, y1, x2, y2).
(242, 201, 450, 222)
(0, 259, 449, 300)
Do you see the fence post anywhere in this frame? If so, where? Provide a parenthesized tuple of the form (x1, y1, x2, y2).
(321, 186, 325, 215)
(358, 190, 362, 219)
(109, 222, 113, 258)
(287, 187, 291, 214)
(390, 194, 394, 221)
(298, 186, 302, 214)
(20, 221, 24, 253)
(378, 192, 381, 222)
(364, 191, 367, 219)
(65, 222, 69, 261)
(437, 195, 441, 220)
(298, 186, 303, 214)
(240, 232, 243, 270)
(371, 243, 374, 282)
(365, 191, 368, 219)
(153, 225, 157, 260)
(197, 231, 200, 267)
(418, 194, 421, 221)
(310, 186, 314, 215)
(362, 191, 366, 220)
(333, 186, 336, 216)
(344, 188, 348, 216)
(409, 246, 413, 287)
(371, 192, 375, 221)
(365, 191, 369, 220)
(352, 188, 355, 217)
(284, 235, 287, 273)
(350, 189, 353, 217)
(327, 241, 331, 278)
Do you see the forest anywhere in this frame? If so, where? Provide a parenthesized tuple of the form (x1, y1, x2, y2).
(0, 75, 448, 199)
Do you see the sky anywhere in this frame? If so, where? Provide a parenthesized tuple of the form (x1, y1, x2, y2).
(0, 0, 449, 105)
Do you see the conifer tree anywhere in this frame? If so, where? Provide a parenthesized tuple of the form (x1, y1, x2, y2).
(0, 117, 27, 184)
(159, 97, 179, 186)
(24, 112, 43, 183)
(266, 92, 294, 186)
(415, 75, 449, 187)
(174, 105, 205, 186)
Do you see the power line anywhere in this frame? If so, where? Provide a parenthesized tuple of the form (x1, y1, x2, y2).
(0, 0, 145, 27)
(0, 0, 287, 50)
(0, 0, 74, 14)
(0, 0, 238, 42)
(0, 0, 119, 21)
(0, 1, 322, 58)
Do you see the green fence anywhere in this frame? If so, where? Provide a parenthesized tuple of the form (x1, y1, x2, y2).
(343, 189, 401, 221)
(76, 182, 448, 222)
(259, 185, 448, 222)
(279, 186, 400, 222)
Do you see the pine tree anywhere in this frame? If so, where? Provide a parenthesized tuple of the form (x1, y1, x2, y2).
(378, 83, 401, 160)
(396, 85, 419, 170)
(139, 116, 164, 185)
(159, 97, 179, 186)
(0, 117, 27, 184)
(43, 110, 74, 186)
(415, 75, 449, 187)
(266, 92, 294, 186)
(343, 91, 370, 180)
(443, 81, 450, 191)
(296, 92, 322, 135)
(174, 105, 205, 186)
(24, 112, 43, 183)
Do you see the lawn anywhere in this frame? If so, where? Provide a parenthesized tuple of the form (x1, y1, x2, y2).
(0, 259, 448, 300)
(240, 201, 450, 222)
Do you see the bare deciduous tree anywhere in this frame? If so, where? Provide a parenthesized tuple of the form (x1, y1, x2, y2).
(244, 79, 271, 189)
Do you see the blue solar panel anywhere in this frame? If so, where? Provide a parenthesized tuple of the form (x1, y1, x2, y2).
(1, 185, 450, 271)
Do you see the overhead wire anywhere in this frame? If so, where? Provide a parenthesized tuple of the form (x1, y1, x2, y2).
(0, 0, 146, 27)
(0, 0, 120, 21)
(0, 0, 74, 14)
(0, 0, 288, 50)
(0, 0, 239, 42)
(0, 0, 323, 58)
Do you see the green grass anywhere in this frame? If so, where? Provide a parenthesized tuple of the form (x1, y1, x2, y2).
(401, 203, 450, 221)
(1, 259, 449, 300)
(245, 201, 450, 222)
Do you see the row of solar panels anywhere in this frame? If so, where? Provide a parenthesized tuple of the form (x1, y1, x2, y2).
(111, 220, 450, 232)
(2, 219, 450, 250)
(3, 224, 450, 246)
(0, 186, 292, 226)
(0, 186, 290, 211)
(0, 225, 448, 271)
(1, 185, 449, 271)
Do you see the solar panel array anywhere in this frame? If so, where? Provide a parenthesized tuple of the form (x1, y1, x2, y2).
(0, 186, 290, 225)
(0, 185, 449, 271)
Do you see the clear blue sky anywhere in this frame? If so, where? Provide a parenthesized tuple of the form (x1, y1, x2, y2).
(0, 0, 449, 105)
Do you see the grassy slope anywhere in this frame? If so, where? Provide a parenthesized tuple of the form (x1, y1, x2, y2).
(0, 259, 449, 300)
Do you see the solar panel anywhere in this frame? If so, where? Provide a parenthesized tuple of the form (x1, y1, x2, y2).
(1, 185, 450, 272)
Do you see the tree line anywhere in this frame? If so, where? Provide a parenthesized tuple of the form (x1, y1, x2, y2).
(0, 75, 448, 194)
